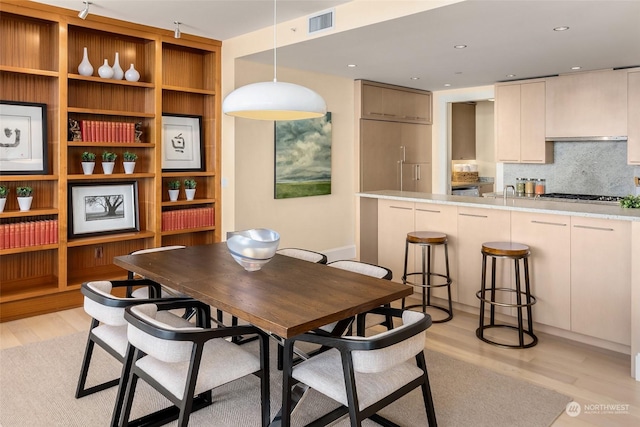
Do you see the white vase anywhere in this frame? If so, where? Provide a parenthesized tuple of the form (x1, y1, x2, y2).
(81, 162, 95, 175)
(0, 198, 6, 213)
(102, 161, 115, 175)
(78, 46, 93, 76)
(98, 59, 114, 78)
(185, 188, 196, 201)
(168, 189, 179, 202)
(123, 161, 136, 174)
(112, 52, 124, 80)
(17, 196, 32, 212)
(124, 64, 140, 82)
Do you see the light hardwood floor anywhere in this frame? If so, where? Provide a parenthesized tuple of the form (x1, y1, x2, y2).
(1, 306, 638, 426)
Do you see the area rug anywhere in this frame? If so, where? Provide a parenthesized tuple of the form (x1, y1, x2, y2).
(0, 332, 571, 426)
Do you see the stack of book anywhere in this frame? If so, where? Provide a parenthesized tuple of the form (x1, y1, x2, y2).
(0, 219, 58, 249)
(161, 208, 214, 231)
(80, 120, 136, 143)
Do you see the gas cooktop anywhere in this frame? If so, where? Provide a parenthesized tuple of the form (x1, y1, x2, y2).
(538, 193, 623, 204)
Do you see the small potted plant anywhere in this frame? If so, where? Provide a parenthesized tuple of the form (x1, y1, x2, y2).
(168, 180, 180, 201)
(123, 151, 138, 174)
(81, 151, 96, 175)
(101, 151, 117, 174)
(0, 184, 8, 213)
(16, 186, 33, 212)
(183, 178, 197, 201)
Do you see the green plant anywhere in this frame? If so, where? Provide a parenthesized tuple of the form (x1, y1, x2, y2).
(81, 151, 96, 162)
(183, 179, 197, 189)
(16, 186, 33, 197)
(123, 151, 138, 162)
(102, 151, 117, 162)
(620, 195, 640, 208)
(168, 180, 181, 190)
(0, 185, 8, 198)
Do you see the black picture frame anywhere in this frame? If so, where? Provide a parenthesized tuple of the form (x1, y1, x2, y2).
(0, 100, 48, 175)
(161, 113, 204, 172)
(68, 181, 139, 239)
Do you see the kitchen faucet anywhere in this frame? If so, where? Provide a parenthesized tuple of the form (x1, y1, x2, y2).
(504, 185, 516, 202)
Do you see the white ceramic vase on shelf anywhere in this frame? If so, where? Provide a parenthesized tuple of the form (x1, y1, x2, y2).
(81, 162, 95, 175)
(0, 198, 6, 213)
(123, 161, 136, 174)
(124, 64, 140, 82)
(185, 188, 196, 201)
(17, 196, 32, 212)
(78, 47, 93, 76)
(98, 59, 114, 79)
(112, 52, 124, 80)
(168, 189, 179, 202)
(102, 162, 115, 175)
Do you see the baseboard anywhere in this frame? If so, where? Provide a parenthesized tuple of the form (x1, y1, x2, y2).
(322, 245, 356, 263)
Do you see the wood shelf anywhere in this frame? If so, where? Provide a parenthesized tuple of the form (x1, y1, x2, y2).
(0, 208, 58, 218)
(0, 65, 58, 77)
(162, 85, 215, 95)
(0, 175, 59, 181)
(67, 107, 155, 118)
(67, 173, 155, 180)
(161, 226, 216, 236)
(162, 198, 215, 207)
(161, 171, 216, 178)
(0, 244, 58, 256)
(68, 73, 154, 88)
(68, 142, 154, 148)
(67, 230, 156, 247)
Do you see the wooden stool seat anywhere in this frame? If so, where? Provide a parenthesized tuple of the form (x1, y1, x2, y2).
(482, 241, 530, 257)
(407, 231, 447, 245)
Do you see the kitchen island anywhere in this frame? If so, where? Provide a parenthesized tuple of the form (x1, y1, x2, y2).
(357, 190, 640, 380)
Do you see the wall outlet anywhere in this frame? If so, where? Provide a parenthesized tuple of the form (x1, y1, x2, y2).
(635, 177, 640, 187)
(94, 246, 103, 259)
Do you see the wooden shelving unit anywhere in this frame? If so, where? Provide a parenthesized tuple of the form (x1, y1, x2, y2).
(0, 1, 222, 321)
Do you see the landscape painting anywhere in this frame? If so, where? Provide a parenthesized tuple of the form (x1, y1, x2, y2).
(274, 112, 331, 199)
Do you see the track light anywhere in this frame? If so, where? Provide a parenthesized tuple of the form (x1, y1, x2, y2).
(78, 1, 91, 20)
(174, 21, 181, 39)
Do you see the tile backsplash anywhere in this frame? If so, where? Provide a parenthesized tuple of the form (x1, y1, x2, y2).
(503, 141, 639, 196)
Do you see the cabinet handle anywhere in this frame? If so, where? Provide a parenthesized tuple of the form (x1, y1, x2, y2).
(531, 220, 567, 227)
(459, 213, 488, 218)
(416, 164, 421, 180)
(367, 112, 384, 116)
(416, 209, 440, 213)
(389, 206, 412, 210)
(572, 225, 614, 231)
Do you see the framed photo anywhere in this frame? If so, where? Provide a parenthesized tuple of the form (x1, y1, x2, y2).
(161, 114, 203, 171)
(0, 100, 48, 175)
(68, 181, 139, 238)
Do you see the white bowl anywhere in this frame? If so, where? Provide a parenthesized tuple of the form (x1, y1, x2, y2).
(226, 228, 280, 271)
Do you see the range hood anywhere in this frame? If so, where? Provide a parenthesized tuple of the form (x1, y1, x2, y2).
(545, 136, 628, 142)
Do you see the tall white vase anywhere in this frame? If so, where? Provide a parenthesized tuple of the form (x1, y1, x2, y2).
(112, 52, 124, 80)
(98, 59, 114, 79)
(124, 64, 140, 82)
(78, 47, 93, 76)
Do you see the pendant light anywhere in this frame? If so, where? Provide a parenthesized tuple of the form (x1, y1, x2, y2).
(222, 0, 327, 121)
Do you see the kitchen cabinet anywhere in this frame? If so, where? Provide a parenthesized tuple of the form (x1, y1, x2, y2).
(496, 80, 552, 163)
(401, 163, 432, 193)
(377, 199, 414, 283)
(414, 202, 458, 301)
(628, 70, 640, 164)
(359, 80, 432, 124)
(451, 103, 476, 160)
(570, 217, 631, 345)
(478, 183, 494, 195)
(456, 207, 511, 308)
(546, 69, 628, 139)
(511, 211, 571, 329)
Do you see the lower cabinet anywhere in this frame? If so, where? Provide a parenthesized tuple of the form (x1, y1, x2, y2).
(377, 199, 414, 283)
(511, 211, 571, 330)
(570, 217, 631, 345)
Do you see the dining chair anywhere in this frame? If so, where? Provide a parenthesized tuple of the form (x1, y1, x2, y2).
(125, 245, 186, 297)
(281, 307, 437, 427)
(75, 280, 192, 402)
(276, 247, 328, 264)
(116, 300, 270, 427)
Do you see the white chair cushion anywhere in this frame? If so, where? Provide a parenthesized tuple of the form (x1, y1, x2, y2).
(135, 337, 261, 400)
(84, 281, 128, 326)
(277, 248, 325, 263)
(292, 348, 423, 411)
(328, 260, 389, 278)
(130, 286, 185, 299)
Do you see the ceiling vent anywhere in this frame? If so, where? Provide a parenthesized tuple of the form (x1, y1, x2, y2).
(308, 8, 335, 34)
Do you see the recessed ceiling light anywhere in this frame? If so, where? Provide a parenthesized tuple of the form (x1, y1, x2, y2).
(410, 77, 420, 80)
(571, 66, 582, 70)
(488, 98, 495, 102)
(347, 64, 357, 68)
(454, 44, 467, 49)
(506, 74, 516, 78)
(444, 83, 451, 87)
(553, 26, 570, 31)
(454, 71, 463, 75)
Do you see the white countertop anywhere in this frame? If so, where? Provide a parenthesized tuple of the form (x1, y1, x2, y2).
(357, 190, 640, 221)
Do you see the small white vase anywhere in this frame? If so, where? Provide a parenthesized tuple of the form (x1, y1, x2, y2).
(81, 162, 95, 175)
(0, 198, 6, 213)
(112, 52, 124, 80)
(123, 161, 136, 174)
(98, 59, 114, 79)
(102, 161, 115, 175)
(78, 46, 93, 76)
(124, 64, 140, 82)
(168, 189, 179, 202)
(185, 188, 196, 201)
(17, 196, 32, 212)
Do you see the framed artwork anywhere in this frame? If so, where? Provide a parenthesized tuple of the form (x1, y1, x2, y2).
(161, 114, 203, 171)
(274, 112, 332, 199)
(68, 181, 139, 238)
(0, 100, 48, 175)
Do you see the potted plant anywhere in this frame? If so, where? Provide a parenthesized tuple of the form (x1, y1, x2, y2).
(123, 151, 138, 174)
(183, 178, 197, 201)
(168, 180, 180, 201)
(101, 151, 117, 174)
(0, 185, 8, 213)
(16, 186, 33, 212)
(81, 151, 96, 175)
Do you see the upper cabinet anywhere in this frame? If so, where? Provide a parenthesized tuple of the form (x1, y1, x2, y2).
(451, 102, 476, 160)
(359, 80, 432, 124)
(545, 69, 628, 138)
(628, 70, 640, 164)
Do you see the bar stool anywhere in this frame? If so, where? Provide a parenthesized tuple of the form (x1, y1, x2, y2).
(476, 241, 538, 348)
(402, 231, 453, 322)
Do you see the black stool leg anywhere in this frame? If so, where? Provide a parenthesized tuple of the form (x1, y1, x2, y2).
(421, 244, 427, 313)
(402, 239, 410, 309)
(514, 258, 525, 347)
(444, 242, 453, 316)
(478, 252, 488, 338)
(524, 258, 534, 335)
(490, 256, 497, 326)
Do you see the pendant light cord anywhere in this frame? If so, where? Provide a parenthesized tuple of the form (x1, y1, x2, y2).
(273, 0, 278, 83)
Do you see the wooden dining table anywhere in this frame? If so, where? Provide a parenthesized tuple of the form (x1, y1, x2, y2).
(113, 242, 413, 425)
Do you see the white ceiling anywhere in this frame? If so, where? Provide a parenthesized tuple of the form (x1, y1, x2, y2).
(33, 0, 640, 91)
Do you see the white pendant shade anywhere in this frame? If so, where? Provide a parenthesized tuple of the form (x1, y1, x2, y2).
(223, 81, 327, 121)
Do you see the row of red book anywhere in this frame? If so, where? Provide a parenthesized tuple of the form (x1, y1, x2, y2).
(0, 220, 58, 250)
(162, 208, 214, 231)
(81, 120, 136, 143)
